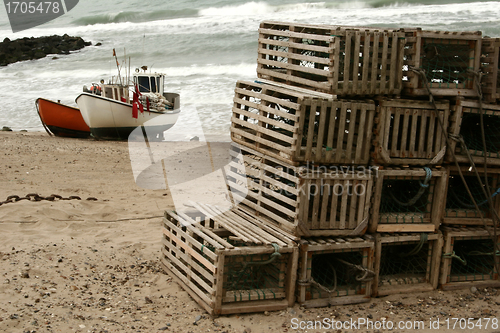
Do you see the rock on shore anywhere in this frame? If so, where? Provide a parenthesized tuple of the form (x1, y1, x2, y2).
(0, 34, 92, 66)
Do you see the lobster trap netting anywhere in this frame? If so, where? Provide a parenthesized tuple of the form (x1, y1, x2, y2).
(446, 237, 499, 282)
(223, 243, 289, 301)
(457, 112, 500, 158)
(379, 175, 433, 223)
(418, 39, 476, 89)
(378, 238, 432, 286)
(308, 250, 372, 298)
(445, 174, 497, 219)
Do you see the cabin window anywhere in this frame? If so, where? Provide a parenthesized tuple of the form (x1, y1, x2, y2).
(136, 76, 162, 93)
(150, 77, 157, 93)
(137, 76, 151, 93)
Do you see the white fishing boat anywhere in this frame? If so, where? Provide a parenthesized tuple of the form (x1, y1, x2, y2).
(76, 67, 180, 141)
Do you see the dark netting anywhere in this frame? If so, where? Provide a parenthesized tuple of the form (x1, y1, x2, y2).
(379, 239, 431, 286)
(445, 175, 495, 218)
(448, 238, 499, 281)
(458, 112, 500, 158)
(420, 39, 475, 89)
(223, 242, 287, 301)
(310, 251, 367, 297)
(379, 177, 432, 223)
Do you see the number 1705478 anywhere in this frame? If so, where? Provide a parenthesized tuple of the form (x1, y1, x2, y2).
(5, 2, 61, 14)
(444, 318, 499, 330)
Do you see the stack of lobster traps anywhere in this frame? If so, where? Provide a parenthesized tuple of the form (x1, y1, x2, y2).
(160, 20, 500, 316)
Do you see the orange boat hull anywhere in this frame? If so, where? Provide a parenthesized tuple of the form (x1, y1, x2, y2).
(36, 98, 90, 138)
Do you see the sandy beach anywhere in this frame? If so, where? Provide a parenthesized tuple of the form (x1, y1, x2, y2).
(0, 131, 499, 333)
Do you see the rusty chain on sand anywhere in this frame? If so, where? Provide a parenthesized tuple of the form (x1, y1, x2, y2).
(0, 193, 98, 206)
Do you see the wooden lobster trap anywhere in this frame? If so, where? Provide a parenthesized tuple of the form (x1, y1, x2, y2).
(481, 38, 500, 103)
(402, 28, 482, 97)
(373, 232, 443, 296)
(296, 235, 375, 308)
(372, 98, 450, 166)
(447, 98, 500, 166)
(231, 80, 376, 166)
(369, 167, 448, 233)
(160, 203, 299, 315)
(257, 20, 405, 97)
(443, 165, 500, 226)
(440, 226, 500, 290)
(226, 144, 375, 237)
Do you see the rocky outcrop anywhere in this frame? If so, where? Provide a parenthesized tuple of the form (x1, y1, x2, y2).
(0, 34, 92, 66)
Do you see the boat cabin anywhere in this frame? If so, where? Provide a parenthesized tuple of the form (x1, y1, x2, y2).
(84, 72, 170, 106)
(134, 73, 165, 94)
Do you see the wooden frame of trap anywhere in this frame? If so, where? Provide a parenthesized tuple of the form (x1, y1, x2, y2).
(160, 203, 299, 316)
(257, 20, 405, 97)
(481, 38, 500, 103)
(446, 98, 500, 167)
(226, 143, 374, 237)
(369, 167, 448, 233)
(443, 165, 500, 226)
(372, 232, 443, 296)
(401, 28, 482, 97)
(231, 80, 376, 166)
(372, 98, 450, 166)
(296, 235, 375, 307)
(439, 226, 500, 291)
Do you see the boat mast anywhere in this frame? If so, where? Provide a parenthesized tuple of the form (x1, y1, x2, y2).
(112, 48, 123, 87)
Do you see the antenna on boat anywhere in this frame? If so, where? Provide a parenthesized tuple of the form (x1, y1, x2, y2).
(128, 56, 131, 86)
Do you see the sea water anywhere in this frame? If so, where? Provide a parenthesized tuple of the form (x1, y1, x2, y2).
(0, 0, 499, 140)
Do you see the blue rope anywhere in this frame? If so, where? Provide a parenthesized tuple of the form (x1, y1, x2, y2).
(389, 167, 432, 207)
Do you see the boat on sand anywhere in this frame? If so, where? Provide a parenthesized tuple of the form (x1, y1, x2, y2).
(76, 69, 180, 141)
(35, 98, 91, 138)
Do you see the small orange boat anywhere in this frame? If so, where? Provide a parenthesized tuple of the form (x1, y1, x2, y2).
(35, 98, 91, 138)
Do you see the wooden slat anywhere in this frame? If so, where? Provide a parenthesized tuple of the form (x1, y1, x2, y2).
(349, 180, 360, 230)
(314, 100, 328, 161)
(163, 227, 217, 273)
(160, 257, 215, 314)
(335, 102, 348, 163)
(370, 31, 380, 95)
(161, 240, 215, 294)
(209, 205, 289, 247)
(304, 100, 318, 161)
(191, 202, 262, 245)
(176, 212, 234, 249)
(354, 103, 367, 162)
(345, 102, 357, 162)
(376, 224, 436, 233)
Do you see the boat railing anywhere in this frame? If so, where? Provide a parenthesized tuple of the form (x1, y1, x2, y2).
(102, 84, 130, 103)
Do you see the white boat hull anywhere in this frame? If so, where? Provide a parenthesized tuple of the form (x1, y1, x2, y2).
(75, 92, 180, 140)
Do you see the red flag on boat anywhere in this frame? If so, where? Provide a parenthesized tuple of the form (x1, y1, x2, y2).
(132, 84, 144, 117)
(132, 102, 138, 119)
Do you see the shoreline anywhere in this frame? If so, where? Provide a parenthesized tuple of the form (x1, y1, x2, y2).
(0, 131, 498, 333)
